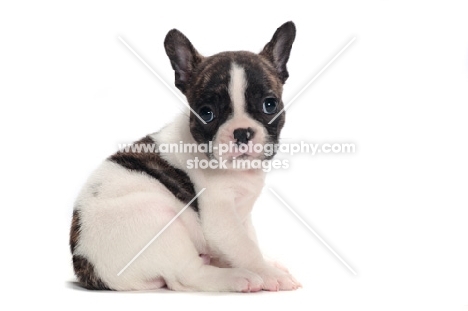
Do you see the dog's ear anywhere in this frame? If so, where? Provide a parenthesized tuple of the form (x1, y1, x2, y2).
(164, 29, 203, 94)
(260, 21, 296, 84)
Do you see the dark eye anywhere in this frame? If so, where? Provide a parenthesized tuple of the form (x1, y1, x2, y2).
(199, 106, 215, 123)
(263, 98, 278, 114)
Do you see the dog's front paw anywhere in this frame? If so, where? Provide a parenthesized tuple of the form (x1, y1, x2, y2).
(254, 265, 301, 291)
(229, 268, 264, 293)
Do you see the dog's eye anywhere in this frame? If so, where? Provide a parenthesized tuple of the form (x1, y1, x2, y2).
(263, 98, 278, 114)
(199, 106, 215, 123)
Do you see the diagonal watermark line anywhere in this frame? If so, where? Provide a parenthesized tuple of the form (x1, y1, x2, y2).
(118, 36, 207, 124)
(269, 37, 356, 124)
(268, 187, 357, 275)
(117, 188, 206, 276)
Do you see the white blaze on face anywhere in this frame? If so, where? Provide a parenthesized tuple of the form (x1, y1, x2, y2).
(212, 62, 268, 162)
(229, 63, 248, 118)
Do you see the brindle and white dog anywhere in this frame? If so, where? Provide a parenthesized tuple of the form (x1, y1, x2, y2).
(70, 21, 300, 292)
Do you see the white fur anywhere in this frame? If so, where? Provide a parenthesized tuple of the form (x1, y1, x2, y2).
(230, 63, 247, 117)
(74, 61, 299, 292)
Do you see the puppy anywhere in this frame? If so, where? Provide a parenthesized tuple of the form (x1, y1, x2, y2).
(70, 21, 299, 292)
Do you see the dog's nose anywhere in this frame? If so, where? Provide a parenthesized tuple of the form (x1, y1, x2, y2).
(233, 128, 255, 145)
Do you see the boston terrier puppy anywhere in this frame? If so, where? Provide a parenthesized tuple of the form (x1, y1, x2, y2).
(70, 21, 299, 292)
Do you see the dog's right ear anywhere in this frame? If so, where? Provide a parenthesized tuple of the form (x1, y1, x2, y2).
(164, 29, 203, 94)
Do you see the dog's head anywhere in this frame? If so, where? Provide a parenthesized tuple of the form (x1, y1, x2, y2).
(164, 22, 295, 162)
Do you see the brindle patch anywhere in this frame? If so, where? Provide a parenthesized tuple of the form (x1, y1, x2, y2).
(109, 136, 199, 212)
(69, 209, 80, 253)
(70, 209, 111, 290)
(72, 255, 111, 290)
(187, 54, 233, 145)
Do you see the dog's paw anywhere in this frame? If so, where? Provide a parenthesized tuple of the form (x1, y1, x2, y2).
(254, 265, 301, 291)
(228, 268, 264, 293)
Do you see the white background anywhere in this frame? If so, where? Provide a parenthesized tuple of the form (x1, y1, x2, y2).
(1, 1, 467, 310)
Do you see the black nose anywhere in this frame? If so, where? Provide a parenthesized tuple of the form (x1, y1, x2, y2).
(233, 128, 255, 145)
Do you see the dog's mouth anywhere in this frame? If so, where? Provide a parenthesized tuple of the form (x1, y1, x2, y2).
(227, 153, 253, 162)
(210, 141, 277, 162)
(235, 153, 251, 160)
(224, 152, 268, 163)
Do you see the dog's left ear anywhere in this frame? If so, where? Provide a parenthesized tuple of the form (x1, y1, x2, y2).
(164, 29, 204, 94)
(260, 21, 296, 84)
